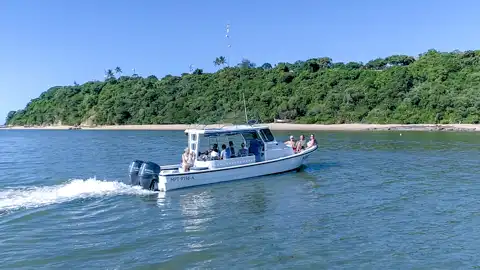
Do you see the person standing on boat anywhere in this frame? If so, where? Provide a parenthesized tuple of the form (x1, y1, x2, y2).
(182, 147, 195, 172)
(248, 133, 263, 162)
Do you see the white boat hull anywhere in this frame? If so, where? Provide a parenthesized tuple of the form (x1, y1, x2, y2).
(156, 145, 318, 191)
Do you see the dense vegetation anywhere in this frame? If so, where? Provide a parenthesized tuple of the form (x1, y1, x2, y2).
(6, 49, 480, 126)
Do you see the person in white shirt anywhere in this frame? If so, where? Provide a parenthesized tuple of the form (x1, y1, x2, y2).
(181, 148, 195, 172)
(307, 134, 318, 148)
(220, 144, 231, 159)
(210, 144, 219, 159)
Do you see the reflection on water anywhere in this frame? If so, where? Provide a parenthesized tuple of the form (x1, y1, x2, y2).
(179, 190, 215, 233)
(242, 182, 268, 215)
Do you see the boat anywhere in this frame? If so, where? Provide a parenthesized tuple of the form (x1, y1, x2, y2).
(128, 124, 318, 192)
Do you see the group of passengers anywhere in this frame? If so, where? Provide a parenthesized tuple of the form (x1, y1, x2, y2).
(208, 141, 249, 160)
(182, 133, 316, 172)
(193, 133, 263, 162)
(284, 134, 317, 153)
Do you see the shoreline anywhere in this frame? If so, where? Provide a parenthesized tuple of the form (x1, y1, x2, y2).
(2, 123, 480, 132)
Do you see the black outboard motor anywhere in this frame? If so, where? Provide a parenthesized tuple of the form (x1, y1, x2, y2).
(138, 161, 161, 191)
(128, 160, 144, 186)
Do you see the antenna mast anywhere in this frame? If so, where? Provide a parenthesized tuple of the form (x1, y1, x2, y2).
(242, 92, 248, 124)
(226, 22, 231, 67)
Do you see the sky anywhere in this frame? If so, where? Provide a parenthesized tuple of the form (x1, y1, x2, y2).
(1, 0, 480, 124)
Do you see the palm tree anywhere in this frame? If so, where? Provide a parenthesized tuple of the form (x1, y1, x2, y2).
(114, 67, 122, 77)
(213, 56, 227, 68)
(104, 69, 114, 80)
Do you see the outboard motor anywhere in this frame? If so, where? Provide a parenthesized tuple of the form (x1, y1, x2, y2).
(138, 161, 161, 191)
(128, 160, 144, 186)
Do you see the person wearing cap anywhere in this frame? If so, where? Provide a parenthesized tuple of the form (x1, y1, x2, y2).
(284, 135, 296, 148)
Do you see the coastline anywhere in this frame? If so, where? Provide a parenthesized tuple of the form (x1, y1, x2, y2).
(3, 123, 480, 132)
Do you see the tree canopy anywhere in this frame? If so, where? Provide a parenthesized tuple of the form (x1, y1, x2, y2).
(6, 49, 480, 126)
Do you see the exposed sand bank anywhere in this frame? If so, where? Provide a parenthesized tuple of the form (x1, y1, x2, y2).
(3, 123, 480, 132)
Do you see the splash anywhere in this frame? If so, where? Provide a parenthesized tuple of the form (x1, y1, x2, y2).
(0, 178, 155, 212)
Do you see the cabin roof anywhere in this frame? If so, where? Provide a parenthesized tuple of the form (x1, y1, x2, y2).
(185, 124, 270, 135)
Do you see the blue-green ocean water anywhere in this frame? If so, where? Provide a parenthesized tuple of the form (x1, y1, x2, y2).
(0, 129, 479, 269)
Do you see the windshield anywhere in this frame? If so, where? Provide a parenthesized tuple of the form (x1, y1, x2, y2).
(260, 128, 275, 142)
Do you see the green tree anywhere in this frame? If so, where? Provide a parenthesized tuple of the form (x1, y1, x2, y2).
(5, 111, 16, 124)
(213, 56, 226, 68)
(104, 69, 115, 80)
(6, 49, 480, 126)
(114, 67, 122, 77)
(238, 58, 256, 68)
(261, 63, 272, 70)
(192, 68, 203, 75)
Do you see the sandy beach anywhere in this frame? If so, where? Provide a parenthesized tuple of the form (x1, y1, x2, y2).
(3, 123, 480, 132)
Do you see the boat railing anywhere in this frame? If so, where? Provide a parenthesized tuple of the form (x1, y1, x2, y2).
(187, 123, 235, 130)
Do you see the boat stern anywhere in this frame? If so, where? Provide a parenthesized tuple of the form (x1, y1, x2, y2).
(157, 175, 167, 192)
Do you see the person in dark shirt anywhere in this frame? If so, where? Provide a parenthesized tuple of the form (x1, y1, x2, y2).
(228, 141, 236, 157)
(248, 133, 263, 162)
(238, 142, 248, 157)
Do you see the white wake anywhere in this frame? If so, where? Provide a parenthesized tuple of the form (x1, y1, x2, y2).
(0, 177, 155, 212)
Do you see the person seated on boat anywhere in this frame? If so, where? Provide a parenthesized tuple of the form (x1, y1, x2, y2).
(284, 135, 296, 148)
(307, 134, 318, 148)
(220, 144, 231, 159)
(209, 144, 219, 159)
(237, 142, 248, 157)
(181, 148, 195, 172)
(228, 141, 236, 157)
(295, 135, 306, 153)
(248, 133, 262, 162)
(198, 150, 210, 161)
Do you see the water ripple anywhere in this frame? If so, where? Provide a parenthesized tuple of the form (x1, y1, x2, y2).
(0, 130, 479, 269)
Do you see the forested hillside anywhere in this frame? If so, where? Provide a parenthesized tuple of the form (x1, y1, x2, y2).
(6, 49, 480, 126)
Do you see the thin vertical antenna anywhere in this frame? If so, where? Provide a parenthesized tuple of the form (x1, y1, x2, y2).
(226, 22, 231, 67)
(242, 92, 248, 124)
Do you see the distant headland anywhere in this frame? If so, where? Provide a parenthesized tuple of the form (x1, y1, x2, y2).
(5, 49, 480, 129)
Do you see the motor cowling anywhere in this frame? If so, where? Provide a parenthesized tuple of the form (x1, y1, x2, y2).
(138, 161, 161, 191)
(128, 160, 144, 186)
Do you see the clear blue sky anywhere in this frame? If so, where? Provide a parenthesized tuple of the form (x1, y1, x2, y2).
(1, 0, 480, 124)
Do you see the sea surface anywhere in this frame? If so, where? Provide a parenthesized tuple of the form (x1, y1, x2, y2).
(0, 129, 479, 269)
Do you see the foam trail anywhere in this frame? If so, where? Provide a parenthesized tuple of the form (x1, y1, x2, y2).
(0, 177, 155, 212)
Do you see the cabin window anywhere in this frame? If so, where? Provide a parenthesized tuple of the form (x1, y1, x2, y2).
(191, 143, 197, 151)
(191, 134, 197, 141)
(260, 129, 275, 142)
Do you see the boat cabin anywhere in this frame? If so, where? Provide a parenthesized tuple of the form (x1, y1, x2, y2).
(181, 125, 294, 172)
